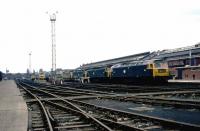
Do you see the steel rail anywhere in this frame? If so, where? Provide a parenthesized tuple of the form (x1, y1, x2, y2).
(38, 82, 115, 95)
(110, 95, 200, 109)
(20, 81, 113, 131)
(45, 100, 144, 131)
(70, 99, 200, 130)
(63, 82, 200, 92)
(17, 82, 53, 131)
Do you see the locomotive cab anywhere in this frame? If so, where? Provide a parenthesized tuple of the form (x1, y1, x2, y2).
(147, 59, 170, 81)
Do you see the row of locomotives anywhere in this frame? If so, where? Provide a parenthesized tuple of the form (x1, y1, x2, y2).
(75, 59, 170, 84)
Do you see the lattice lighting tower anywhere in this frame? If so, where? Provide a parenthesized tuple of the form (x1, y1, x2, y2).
(50, 13, 57, 76)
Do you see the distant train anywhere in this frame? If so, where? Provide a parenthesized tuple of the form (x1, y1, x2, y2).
(31, 69, 47, 81)
(72, 59, 170, 84)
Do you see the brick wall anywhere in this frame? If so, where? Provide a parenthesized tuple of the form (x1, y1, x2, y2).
(182, 69, 200, 80)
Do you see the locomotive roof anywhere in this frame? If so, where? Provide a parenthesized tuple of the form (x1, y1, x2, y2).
(78, 52, 150, 69)
(111, 59, 162, 68)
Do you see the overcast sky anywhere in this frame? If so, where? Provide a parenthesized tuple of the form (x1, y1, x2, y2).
(1, 0, 200, 73)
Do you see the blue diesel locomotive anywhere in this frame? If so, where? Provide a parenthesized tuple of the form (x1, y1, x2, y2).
(74, 59, 169, 84)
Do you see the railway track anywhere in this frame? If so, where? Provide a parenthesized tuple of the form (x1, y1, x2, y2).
(62, 82, 200, 93)
(19, 82, 112, 131)
(23, 80, 200, 111)
(30, 81, 200, 110)
(17, 80, 200, 131)
(17, 81, 137, 130)
(108, 96, 200, 110)
(29, 81, 115, 96)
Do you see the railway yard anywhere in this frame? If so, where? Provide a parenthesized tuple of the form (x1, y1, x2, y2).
(1, 44, 200, 131)
(2, 1, 200, 130)
(9, 79, 198, 131)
